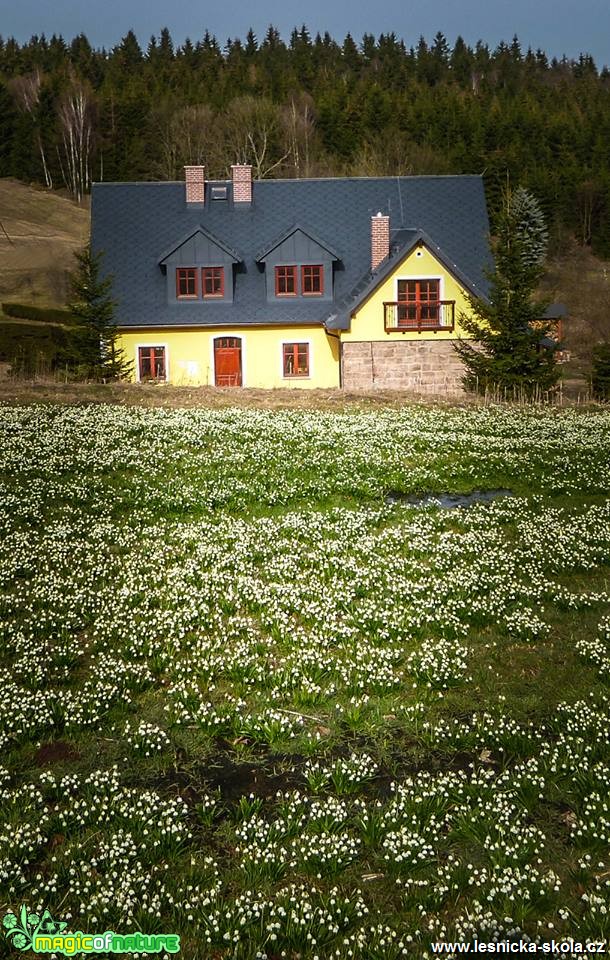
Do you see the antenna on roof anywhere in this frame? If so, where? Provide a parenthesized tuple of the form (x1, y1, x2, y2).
(396, 177, 405, 225)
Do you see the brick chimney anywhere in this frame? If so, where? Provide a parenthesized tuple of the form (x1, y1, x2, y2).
(371, 212, 390, 270)
(231, 164, 252, 204)
(184, 165, 205, 204)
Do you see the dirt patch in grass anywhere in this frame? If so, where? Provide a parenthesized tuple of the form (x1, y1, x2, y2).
(204, 757, 292, 799)
(153, 755, 295, 804)
(34, 740, 81, 765)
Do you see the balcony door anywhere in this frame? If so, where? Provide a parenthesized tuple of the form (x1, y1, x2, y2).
(214, 337, 242, 387)
(397, 279, 440, 327)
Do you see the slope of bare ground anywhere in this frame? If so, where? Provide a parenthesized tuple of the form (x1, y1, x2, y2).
(540, 242, 610, 364)
(0, 179, 89, 306)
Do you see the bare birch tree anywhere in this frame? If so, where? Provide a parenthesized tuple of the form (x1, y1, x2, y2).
(221, 96, 291, 178)
(154, 103, 218, 179)
(576, 180, 602, 246)
(9, 70, 53, 188)
(181, 104, 217, 169)
(57, 77, 95, 202)
(155, 106, 182, 181)
(282, 94, 315, 178)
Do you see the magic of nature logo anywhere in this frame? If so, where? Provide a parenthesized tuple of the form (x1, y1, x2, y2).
(2, 905, 180, 955)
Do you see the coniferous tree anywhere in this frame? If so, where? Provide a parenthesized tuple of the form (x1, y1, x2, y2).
(114, 30, 143, 71)
(68, 245, 132, 381)
(245, 29, 258, 56)
(455, 186, 559, 398)
(1, 25, 610, 250)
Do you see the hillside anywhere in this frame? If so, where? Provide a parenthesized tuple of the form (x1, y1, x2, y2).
(2, 30, 610, 259)
(541, 242, 610, 365)
(0, 179, 89, 307)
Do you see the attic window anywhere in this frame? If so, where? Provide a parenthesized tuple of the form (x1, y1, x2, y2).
(176, 268, 198, 299)
(302, 265, 323, 296)
(211, 186, 228, 201)
(202, 267, 224, 298)
(275, 266, 297, 296)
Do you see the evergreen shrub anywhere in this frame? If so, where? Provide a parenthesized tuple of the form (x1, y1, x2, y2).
(2, 302, 75, 324)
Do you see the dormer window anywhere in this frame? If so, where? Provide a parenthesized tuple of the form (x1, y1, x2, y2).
(160, 227, 240, 305)
(176, 268, 198, 299)
(202, 267, 224, 298)
(256, 227, 339, 303)
(275, 266, 297, 296)
(302, 265, 323, 296)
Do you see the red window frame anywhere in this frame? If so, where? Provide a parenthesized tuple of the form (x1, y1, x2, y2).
(138, 346, 166, 381)
(176, 267, 198, 299)
(283, 342, 309, 378)
(275, 265, 297, 296)
(301, 264, 324, 296)
(397, 279, 440, 325)
(202, 266, 224, 298)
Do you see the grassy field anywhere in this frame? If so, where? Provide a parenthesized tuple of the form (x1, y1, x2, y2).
(1, 400, 609, 958)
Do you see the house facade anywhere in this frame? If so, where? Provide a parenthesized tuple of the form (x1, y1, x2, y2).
(91, 167, 492, 392)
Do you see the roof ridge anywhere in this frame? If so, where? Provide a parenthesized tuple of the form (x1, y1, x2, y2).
(92, 173, 484, 188)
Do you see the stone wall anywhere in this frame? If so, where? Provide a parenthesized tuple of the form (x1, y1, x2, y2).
(342, 340, 466, 394)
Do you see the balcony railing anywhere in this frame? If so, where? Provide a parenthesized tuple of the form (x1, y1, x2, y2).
(383, 300, 455, 333)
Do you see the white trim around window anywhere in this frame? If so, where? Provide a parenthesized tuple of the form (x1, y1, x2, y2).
(135, 342, 170, 382)
(393, 274, 444, 302)
(280, 339, 313, 380)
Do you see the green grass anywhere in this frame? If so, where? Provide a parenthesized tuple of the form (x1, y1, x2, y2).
(0, 401, 609, 958)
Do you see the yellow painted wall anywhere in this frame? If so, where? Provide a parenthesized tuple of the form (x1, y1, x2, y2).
(343, 243, 474, 343)
(119, 246, 476, 388)
(119, 325, 340, 388)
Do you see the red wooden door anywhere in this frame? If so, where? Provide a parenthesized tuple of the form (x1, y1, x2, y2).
(214, 337, 242, 386)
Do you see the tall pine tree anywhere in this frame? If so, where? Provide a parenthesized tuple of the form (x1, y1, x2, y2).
(68, 245, 132, 381)
(455, 186, 559, 398)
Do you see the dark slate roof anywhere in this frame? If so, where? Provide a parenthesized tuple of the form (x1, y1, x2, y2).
(158, 226, 242, 265)
(255, 223, 342, 262)
(91, 175, 492, 329)
(543, 302, 568, 319)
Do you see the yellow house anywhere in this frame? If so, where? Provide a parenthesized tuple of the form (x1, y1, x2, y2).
(91, 167, 491, 392)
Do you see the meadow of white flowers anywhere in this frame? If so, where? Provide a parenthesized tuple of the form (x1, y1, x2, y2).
(0, 402, 609, 958)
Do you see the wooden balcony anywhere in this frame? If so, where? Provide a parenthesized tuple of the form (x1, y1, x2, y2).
(383, 300, 455, 333)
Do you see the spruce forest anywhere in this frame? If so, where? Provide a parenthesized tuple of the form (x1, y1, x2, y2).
(1, 25, 610, 256)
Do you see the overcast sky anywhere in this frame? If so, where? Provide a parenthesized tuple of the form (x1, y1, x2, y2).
(3, 0, 608, 69)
